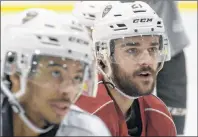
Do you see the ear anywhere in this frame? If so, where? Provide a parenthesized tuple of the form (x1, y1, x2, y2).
(9, 73, 20, 93)
(97, 54, 112, 79)
(104, 56, 112, 78)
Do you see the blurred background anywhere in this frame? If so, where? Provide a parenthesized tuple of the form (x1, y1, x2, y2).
(1, 1, 197, 136)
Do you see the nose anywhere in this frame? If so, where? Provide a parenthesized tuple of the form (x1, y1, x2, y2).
(137, 50, 153, 67)
(58, 79, 75, 95)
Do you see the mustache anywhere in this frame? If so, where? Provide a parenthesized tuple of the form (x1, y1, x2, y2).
(50, 98, 72, 104)
(133, 66, 155, 76)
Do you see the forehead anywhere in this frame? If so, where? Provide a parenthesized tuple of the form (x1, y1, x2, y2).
(114, 35, 160, 45)
(36, 55, 84, 68)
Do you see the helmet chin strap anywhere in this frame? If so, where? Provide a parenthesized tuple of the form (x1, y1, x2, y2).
(18, 112, 54, 134)
(156, 60, 165, 75)
(114, 86, 140, 100)
(97, 54, 166, 100)
(1, 82, 54, 134)
(97, 66, 139, 100)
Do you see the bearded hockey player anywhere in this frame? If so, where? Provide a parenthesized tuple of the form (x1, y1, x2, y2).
(75, 1, 177, 136)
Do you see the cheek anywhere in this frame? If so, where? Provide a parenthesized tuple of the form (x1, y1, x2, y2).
(118, 60, 136, 74)
(33, 88, 49, 102)
(114, 51, 135, 68)
(29, 81, 56, 102)
(34, 74, 60, 90)
(66, 86, 80, 98)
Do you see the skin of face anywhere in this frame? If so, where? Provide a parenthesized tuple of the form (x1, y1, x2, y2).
(110, 35, 160, 97)
(11, 56, 85, 124)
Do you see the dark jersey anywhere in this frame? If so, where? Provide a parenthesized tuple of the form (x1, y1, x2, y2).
(77, 75, 177, 136)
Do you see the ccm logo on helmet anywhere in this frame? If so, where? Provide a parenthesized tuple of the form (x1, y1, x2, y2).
(133, 18, 153, 23)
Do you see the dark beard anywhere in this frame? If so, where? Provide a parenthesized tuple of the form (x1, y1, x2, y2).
(111, 63, 156, 97)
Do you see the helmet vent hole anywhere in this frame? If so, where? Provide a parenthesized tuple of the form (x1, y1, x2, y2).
(68, 50, 72, 53)
(133, 10, 146, 13)
(114, 14, 122, 17)
(117, 24, 126, 27)
(49, 37, 58, 42)
(89, 14, 95, 18)
(36, 35, 41, 39)
(70, 27, 83, 32)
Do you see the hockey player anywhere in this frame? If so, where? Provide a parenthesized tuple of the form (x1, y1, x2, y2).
(92, 1, 177, 136)
(118, 1, 189, 135)
(75, 1, 177, 136)
(0, 8, 111, 136)
(72, 1, 112, 35)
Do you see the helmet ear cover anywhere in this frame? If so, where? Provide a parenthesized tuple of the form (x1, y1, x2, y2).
(3, 52, 18, 76)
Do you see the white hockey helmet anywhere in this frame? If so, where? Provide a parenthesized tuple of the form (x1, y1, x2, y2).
(1, 8, 97, 133)
(72, 1, 119, 28)
(93, 1, 171, 63)
(92, 1, 171, 99)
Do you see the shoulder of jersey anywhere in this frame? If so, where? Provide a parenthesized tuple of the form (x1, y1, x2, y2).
(139, 94, 177, 135)
(76, 79, 114, 114)
(140, 94, 171, 114)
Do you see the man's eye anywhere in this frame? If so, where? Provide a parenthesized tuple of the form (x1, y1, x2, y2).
(148, 47, 159, 53)
(51, 70, 61, 78)
(126, 48, 139, 55)
(73, 75, 83, 83)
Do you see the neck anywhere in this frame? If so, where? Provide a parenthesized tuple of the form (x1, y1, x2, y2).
(108, 85, 134, 116)
(13, 101, 46, 136)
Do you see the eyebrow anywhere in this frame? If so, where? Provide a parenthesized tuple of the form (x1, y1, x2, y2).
(151, 42, 160, 46)
(47, 63, 84, 73)
(124, 42, 140, 47)
(122, 41, 160, 47)
(47, 63, 67, 70)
